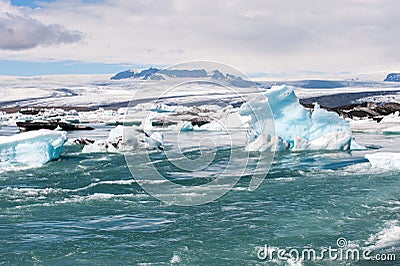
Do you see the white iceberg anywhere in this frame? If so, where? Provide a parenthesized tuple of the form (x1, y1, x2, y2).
(365, 152, 400, 169)
(194, 120, 225, 131)
(0, 129, 67, 167)
(349, 111, 400, 134)
(81, 140, 121, 153)
(177, 121, 194, 132)
(380, 111, 400, 123)
(245, 134, 289, 152)
(82, 125, 163, 153)
(239, 85, 356, 151)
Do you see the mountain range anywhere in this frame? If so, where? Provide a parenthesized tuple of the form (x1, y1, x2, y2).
(110, 67, 256, 87)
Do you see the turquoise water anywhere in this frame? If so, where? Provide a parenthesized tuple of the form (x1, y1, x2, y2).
(0, 128, 399, 265)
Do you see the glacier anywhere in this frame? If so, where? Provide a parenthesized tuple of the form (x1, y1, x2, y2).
(239, 85, 357, 151)
(0, 129, 67, 168)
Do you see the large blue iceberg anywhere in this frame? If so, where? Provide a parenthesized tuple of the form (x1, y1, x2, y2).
(239, 85, 357, 151)
(0, 129, 67, 168)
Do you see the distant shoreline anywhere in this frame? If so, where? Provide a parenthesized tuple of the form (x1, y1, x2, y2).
(2, 89, 400, 114)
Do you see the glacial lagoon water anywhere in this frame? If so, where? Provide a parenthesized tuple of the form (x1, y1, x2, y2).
(0, 126, 399, 265)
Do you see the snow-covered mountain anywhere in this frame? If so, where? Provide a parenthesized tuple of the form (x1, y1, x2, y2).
(110, 67, 255, 87)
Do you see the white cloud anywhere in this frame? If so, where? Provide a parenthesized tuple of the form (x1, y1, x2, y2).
(0, 0, 83, 50)
(0, 0, 400, 76)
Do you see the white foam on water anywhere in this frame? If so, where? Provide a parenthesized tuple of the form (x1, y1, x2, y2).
(56, 193, 143, 204)
(365, 220, 400, 250)
(221, 205, 245, 211)
(271, 177, 297, 182)
(0, 162, 41, 174)
(69, 179, 136, 192)
(230, 186, 249, 191)
(0, 186, 65, 198)
(170, 254, 181, 264)
(99, 179, 136, 185)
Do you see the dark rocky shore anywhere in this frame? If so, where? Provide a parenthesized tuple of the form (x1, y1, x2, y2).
(299, 90, 400, 119)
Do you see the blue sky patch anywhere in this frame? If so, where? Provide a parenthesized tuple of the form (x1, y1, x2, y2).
(0, 60, 133, 76)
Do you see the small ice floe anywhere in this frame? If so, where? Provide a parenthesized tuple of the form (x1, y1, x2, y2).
(177, 121, 194, 132)
(0, 129, 67, 167)
(194, 120, 225, 131)
(81, 125, 164, 153)
(72, 138, 95, 146)
(365, 152, 400, 169)
(144, 131, 163, 150)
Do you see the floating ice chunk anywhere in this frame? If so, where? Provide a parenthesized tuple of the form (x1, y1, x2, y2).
(365, 152, 400, 169)
(380, 111, 400, 123)
(82, 140, 120, 153)
(142, 114, 155, 132)
(195, 121, 225, 131)
(120, 127, 140, 151)
(107, 125, 125, 141)
(145, 132, 163, 150)
(0, 129, 67, 166)
(82, 124, 162, 153)
(133, 103, 177, 113)
(350, 137, 366, 150)
(245, 134, 288, 152)
(240, 85, 356, 151)
(177, 121, 194, 132)
(150, 103, 175, 113)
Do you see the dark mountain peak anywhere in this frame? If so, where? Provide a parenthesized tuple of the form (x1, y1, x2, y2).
(210, 69, 225, 80)
(110, 70, 135, 80)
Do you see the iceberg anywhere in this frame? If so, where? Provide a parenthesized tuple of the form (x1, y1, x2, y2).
(0, 129, 67, 167)
(82, 125, 163, 153)
(245, 134, 289, 152)
(194, 121, 225, 131)
(177, 121, 194, 132)
(81, 140, 121, 153)
(239, 85, 355, 151)
(365, 152, 400, 169)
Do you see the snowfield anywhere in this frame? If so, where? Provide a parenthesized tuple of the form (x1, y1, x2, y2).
(1, 74, 400, 110)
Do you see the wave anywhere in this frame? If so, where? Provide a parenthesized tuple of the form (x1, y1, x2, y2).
(365, 220, 400, 250)
(0, 186, 65, 198)
(0, 162, 42, 174)
(69, 179, 137, 192)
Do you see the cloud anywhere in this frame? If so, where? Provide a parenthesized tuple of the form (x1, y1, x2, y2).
(0, 0, 83, 50)
(0, 0, 400, 76)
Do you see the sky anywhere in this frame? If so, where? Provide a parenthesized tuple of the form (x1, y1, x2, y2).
(0, 0, 399, 77)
